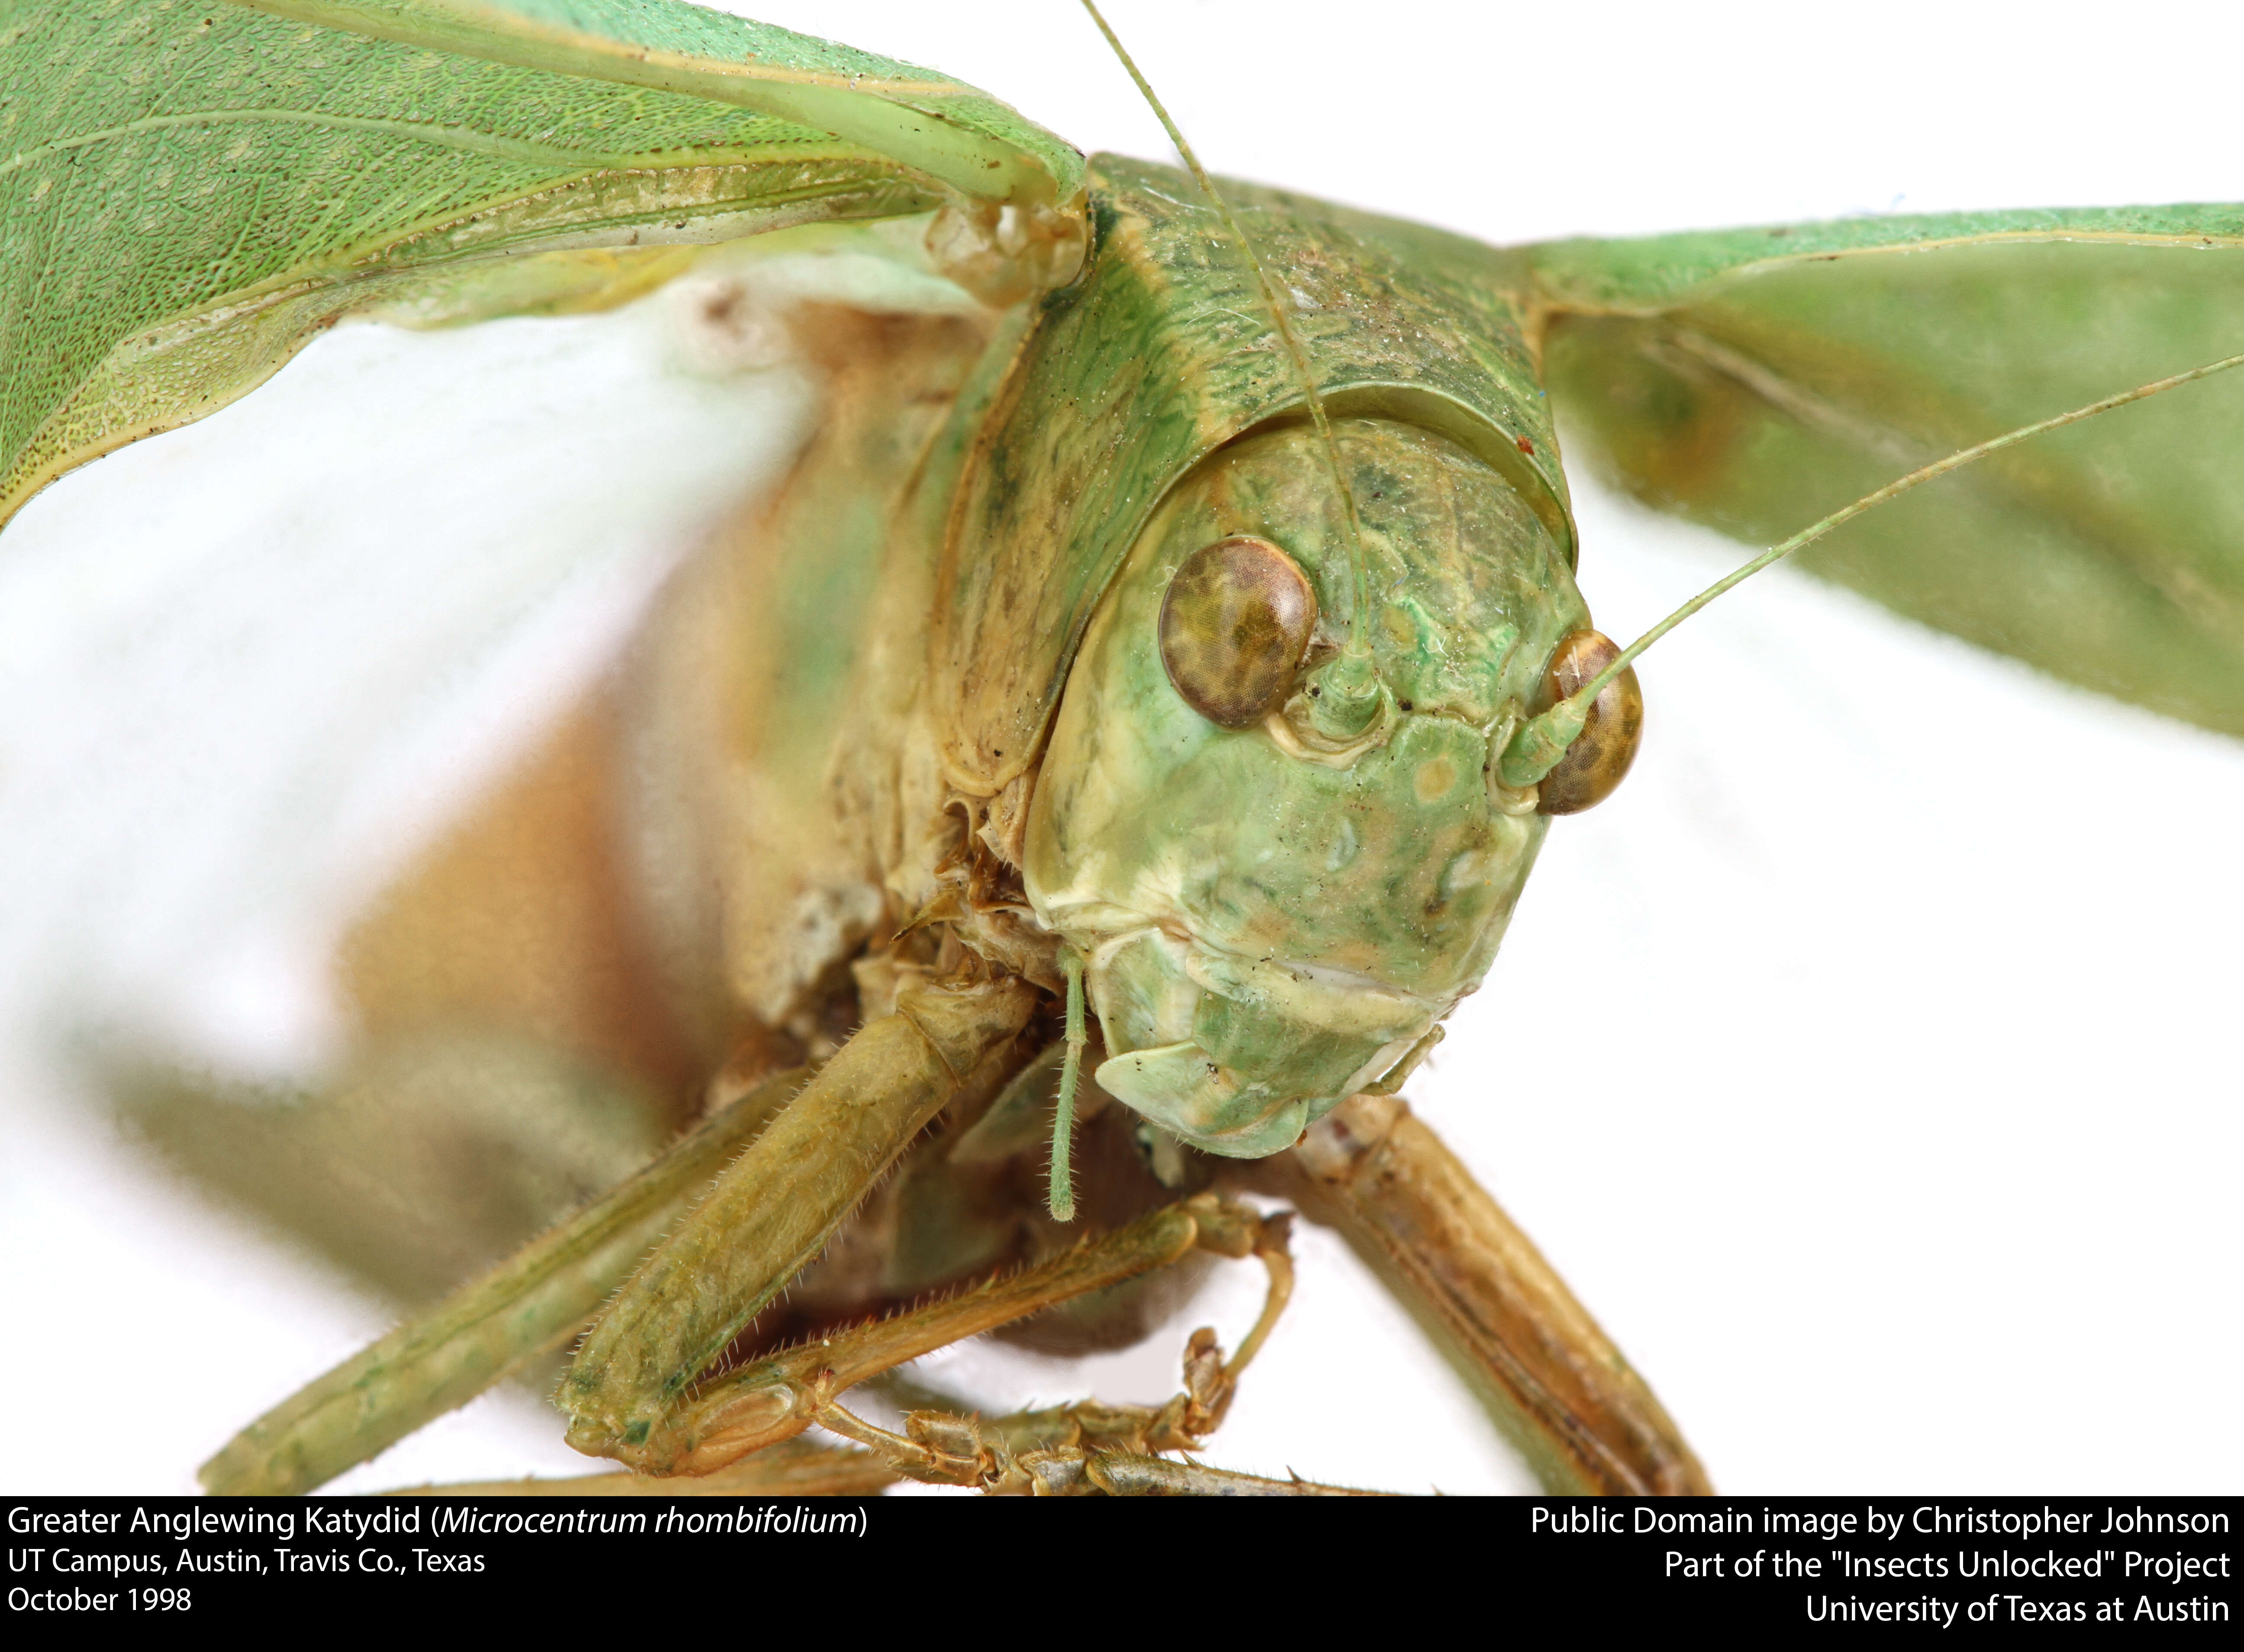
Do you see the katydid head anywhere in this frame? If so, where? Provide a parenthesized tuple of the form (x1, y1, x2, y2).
(1023, 417, 1622, 1158)
(1032, 0, 1648, 1165)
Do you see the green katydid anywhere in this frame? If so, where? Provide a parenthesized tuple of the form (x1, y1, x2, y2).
(1, 0, 2238, 1495)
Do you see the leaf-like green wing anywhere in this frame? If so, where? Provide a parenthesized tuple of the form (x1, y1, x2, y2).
(0, 0, 1081, 527)
(237, 2, 1082, 206)
(1529, 208, 2244, 735)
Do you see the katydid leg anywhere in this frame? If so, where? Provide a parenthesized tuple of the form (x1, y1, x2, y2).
(392, 1437, 900, 1497)
(560, 980, 1036, 1468)
(197, 1062, 811, 1496)
(1264, 1093, 1711, 1496)
(581, 1194, 1196, 1475)
(582, 1193, 1290, 1485)
(841, 1200, 1296, 1492)
(1085, 1456, 1383, 1497)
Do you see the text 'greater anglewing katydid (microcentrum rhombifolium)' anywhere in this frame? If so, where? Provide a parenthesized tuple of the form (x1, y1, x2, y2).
(0, 0, 2238, 1495)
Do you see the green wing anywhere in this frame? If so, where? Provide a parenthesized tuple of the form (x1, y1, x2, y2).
(235, 2, 1082, 205)
(1528, 208, 2244, 735)
(0, 0, 1081, 526)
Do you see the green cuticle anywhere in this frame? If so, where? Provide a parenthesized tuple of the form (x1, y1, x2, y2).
(1309, 653, 1384, 739)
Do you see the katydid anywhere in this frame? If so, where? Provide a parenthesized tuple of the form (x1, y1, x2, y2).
(0, 0, 2238, 1495)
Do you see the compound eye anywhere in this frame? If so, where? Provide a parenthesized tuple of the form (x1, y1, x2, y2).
(1534, 629, 1643, 815)
(1159, 536, 1319, 729)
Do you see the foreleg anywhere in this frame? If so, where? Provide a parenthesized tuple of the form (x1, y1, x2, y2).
(1266, 1093, 1710, 1495)
(559, 980, 1035, 1467)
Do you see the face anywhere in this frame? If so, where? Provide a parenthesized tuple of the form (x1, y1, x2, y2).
(1025, 416, 1634, 1156)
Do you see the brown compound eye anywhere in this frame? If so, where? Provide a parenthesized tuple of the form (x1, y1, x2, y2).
(1158, 536, 1319, 729)
(1534, 629, 1643, 815)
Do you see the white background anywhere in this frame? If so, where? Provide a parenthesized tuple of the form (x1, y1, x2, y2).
(2, 0, 2238, 1495)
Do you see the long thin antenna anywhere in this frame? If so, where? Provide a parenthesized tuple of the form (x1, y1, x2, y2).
(1500, 348, 2244, 788)
(1079, 0, 1376, 664)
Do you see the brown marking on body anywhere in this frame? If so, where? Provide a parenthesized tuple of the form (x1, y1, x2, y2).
(339, 690, 704, 1119)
